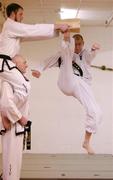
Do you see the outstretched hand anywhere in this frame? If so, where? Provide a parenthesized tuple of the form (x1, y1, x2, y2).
(55, 24, 70, 33)
(31, 70, 41, 78)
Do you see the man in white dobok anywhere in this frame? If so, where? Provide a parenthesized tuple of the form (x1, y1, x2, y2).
(32, 32, 102, 155)
(0, 55, 31, 180)
(0, 3, 69, 106)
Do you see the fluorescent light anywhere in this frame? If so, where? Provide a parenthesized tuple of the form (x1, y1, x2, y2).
(60, 8, 77, 20)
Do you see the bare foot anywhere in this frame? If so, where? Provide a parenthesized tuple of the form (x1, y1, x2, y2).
(82, 141, 95, 155)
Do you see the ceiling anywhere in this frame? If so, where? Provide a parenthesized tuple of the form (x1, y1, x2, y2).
(0, 0, 113, 26)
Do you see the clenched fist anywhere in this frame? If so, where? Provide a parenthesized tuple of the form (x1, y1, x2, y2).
(18, 116, 28, 126)
(31, 70, 41, 78)
(92, 43, 100, 50)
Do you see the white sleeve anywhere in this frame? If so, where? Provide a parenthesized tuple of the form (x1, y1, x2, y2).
(0, 81, 22, 124)
(33, 39, 73, 72)
(35, 39, 73, 73)
(7, 20, 55, 39)
(85, 49, 97, 65)
(35, 51, 61, 73)
(21, 31, 59, 42)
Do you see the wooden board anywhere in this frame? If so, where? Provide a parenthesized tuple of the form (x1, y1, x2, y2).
(56, 19, 80, 33)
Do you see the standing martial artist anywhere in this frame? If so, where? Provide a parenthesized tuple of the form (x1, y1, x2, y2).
(32, 32, 102, 154)
(0, 3, 69, 101)
(0, 55, 30, 180)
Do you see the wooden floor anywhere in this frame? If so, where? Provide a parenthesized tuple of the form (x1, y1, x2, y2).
(0, 154, 113, 180)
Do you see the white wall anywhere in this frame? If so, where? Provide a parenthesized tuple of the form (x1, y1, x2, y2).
(0, 26, 113, 154)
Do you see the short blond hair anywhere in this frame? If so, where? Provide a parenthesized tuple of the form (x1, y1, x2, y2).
(73, 34, 84, 42)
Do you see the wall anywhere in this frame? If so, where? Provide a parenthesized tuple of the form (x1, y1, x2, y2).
(0, 26, 113, 154)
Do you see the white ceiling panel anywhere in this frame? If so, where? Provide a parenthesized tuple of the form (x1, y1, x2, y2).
(0, 0, 113, 26)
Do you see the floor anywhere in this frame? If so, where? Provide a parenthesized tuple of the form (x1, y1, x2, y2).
(0, 154, 113, 180)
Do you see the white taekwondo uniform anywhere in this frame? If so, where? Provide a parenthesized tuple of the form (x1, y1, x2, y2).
(0, 18, 57, 101)
(72, 49, 96, 84)
(0, 71, 30, 180)
(36, 40, 102, 134)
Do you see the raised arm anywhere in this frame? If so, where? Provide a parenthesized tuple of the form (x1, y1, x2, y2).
(6, 19, 69, 40)
(86, 43, 100, 64)
(32, 51, 61, 78)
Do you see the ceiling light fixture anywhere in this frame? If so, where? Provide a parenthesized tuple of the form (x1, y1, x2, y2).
(59, 8, 77, 20)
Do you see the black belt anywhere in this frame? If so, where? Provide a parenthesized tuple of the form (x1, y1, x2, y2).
(23, 121, 32, 150)
(0, 54, 12, 60)
(0, 54, 14, 73)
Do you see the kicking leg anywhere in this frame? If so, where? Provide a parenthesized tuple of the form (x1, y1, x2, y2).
(57, 36, 76, 96)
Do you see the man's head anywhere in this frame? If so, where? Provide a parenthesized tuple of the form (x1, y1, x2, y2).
(73, 34, 84, 54)
(12, 55, 28, 74)
(6, 3, 24, 22)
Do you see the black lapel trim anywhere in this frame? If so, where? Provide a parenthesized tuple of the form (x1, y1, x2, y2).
(72, 61, 83, 77)
(0, 58, 29, 81)
(58, 57, 83, 77)
(58, 57, 62, 67)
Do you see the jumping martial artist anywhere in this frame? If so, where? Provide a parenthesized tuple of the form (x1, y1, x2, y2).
(0, 55, 30, 180)
(32, 32, 102, 154)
